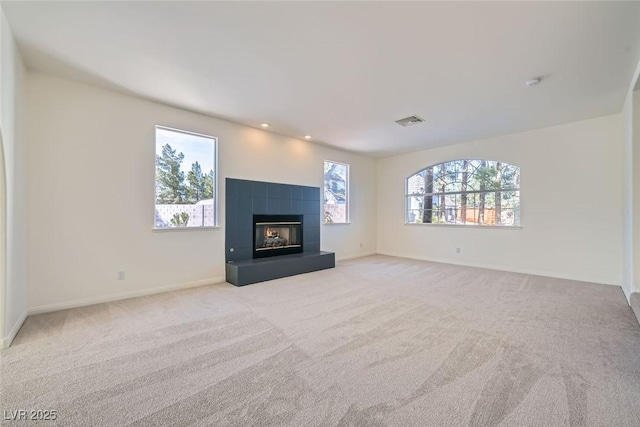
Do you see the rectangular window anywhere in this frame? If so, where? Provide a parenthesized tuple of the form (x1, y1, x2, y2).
(154, 126, 217, 229)
(324, 160, 349, 224)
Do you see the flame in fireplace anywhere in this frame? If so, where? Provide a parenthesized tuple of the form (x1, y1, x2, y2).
(265, 227, 279, 238)
(253, 217, 303, 256)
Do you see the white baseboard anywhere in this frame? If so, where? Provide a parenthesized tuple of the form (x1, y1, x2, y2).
(376, 251, 619, 287)
(28, 276, 226, 316)
(336, 252, 377, 262)
(2, 310, 27, 349)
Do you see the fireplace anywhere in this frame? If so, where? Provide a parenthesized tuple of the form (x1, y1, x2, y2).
(253, 215, 303, 259)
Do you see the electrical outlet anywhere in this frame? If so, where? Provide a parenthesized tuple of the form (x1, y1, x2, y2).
(456, 248, 461, 254)
(360, 242, 363, 248)
(117, 271, 126, 280)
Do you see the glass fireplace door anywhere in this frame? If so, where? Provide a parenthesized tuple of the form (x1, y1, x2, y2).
(253, 215, 303, 258)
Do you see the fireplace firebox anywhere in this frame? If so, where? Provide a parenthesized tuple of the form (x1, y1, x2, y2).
(253, 215, 303, 259)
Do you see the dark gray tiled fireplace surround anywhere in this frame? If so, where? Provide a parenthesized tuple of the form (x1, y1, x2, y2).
(225, 178, 335, 286)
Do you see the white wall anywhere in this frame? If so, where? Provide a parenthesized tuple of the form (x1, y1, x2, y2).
(26, 72, 377, 311)
(0, 8, 28, 346)
(377, 115, 624, 286)
(633, 90, 640, 296)
(621, 56, 640, 306)
(622, 91, 633, 300)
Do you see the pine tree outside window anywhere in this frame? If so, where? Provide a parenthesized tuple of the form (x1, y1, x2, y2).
(406, 159, 520, 227)
(154, 126, 217, 229)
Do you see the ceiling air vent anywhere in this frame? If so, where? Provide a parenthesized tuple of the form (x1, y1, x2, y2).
(395, 115, 424, 127)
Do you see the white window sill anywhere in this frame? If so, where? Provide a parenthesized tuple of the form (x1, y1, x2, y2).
(153, 226, 221, 232)
(404, 223, 522, 230)
(323, 222, 351, 225)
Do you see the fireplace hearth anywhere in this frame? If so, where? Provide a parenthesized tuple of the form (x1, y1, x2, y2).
(225, 179, 333, 286)
(253, 215, 303, 259)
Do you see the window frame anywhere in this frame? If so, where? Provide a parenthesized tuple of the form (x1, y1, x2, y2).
(405, 158, 521, 228)
(153, 125, 218, 231)
(323, 160, 350, 224)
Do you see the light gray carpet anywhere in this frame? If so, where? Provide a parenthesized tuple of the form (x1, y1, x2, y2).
(631, 292, 640, 328)
(2, 255, 640, 426)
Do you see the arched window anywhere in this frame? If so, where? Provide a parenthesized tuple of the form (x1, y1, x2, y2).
(406, 160, 520, 226)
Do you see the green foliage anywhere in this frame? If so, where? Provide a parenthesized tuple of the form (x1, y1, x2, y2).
(426, 160, 519, 194)
(408, 159, 521, 226)
(156, 144, 214, 205)
(475, 164, 500, 190)
(186, 161, 206, 203)
(430, 212, 445, 224)
(170, 212, 189, 227)
(324, 211, 334, 224)
(203, 170, 214, 200)
(156, 144, 187, 204)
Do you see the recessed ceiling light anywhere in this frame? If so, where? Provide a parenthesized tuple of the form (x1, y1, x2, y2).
(525, 78, 541, 87)
(304, 135, 311, 140)
(261, 123, 270, 128)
